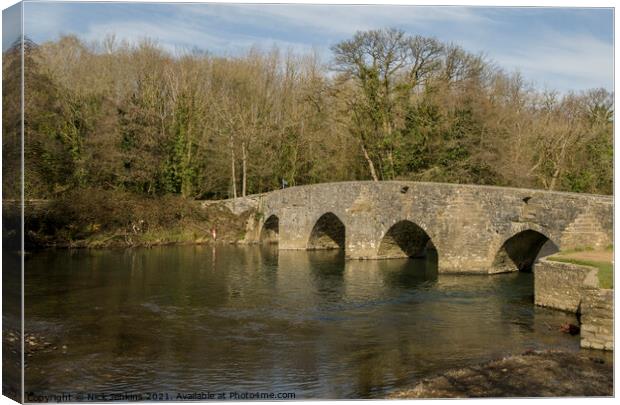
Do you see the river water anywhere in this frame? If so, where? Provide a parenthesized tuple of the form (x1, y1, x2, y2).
(24, 245, 580, 399)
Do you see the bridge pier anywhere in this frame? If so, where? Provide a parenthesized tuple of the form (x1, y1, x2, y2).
(276, 208, 313, 250)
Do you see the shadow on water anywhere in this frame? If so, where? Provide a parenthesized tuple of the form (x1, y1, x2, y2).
(259, 243, 279, 267)
(308, 250, 346, 304)
(376, 249, 438, 289)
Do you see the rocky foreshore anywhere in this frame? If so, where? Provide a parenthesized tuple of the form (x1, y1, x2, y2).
(389, 350, 613, 398)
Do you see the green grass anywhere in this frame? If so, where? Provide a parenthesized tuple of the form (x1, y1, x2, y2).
(556, 246, 594, 254)
(547, 256, 613, 289)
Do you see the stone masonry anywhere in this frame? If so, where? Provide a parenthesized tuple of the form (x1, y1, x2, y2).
(205, 181, 614, 349)
(534, 259, 599, 313)
(207, 181, 613, 274)
(533, 259, 613, 351)
(580, 288, 614, 351)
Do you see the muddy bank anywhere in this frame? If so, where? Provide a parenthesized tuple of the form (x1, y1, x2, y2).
(389, 350, 613, 398)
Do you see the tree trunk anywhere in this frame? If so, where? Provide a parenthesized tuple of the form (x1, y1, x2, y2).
(241, 141, 247, 197)
(549, 136, 569, 191)
(549, 168, 560, 191)
(183, 119, 193, 198)
(361, 143, 379, 181)
(230, 134, 237, 199)
(386, 149, 395, 180)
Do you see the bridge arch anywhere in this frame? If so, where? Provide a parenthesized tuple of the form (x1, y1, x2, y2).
(307, 212, 346, 250)
(259, 214, 279, 244)
(491, 229, 559, 273)
(377, 220, 437, 259)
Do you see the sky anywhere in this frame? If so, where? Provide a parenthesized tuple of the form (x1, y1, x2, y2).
(3, 1, 615, 93)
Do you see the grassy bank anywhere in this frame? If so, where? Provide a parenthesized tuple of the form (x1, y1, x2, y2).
(17, 189, 251, 250)
(548, 247, 613, 289)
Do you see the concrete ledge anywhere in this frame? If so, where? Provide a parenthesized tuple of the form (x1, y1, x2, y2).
(534, 258, 599, 313)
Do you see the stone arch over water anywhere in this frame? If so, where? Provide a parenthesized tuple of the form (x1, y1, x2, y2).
(377, 220, 436, 259)
(492, 229, 559, 273)
(260, 214, 279, 244)
(307, 212, 345, 250)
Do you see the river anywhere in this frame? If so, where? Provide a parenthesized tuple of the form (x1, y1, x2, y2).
(23, 245, 580, 399)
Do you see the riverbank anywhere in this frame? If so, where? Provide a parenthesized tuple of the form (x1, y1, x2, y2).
(3, 189, 252, 250)
(389, 350, 613, 398)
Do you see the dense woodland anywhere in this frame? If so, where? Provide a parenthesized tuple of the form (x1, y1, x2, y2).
(3, 29, 614, 201)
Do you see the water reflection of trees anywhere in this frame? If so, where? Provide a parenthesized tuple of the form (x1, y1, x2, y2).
(24, 245, 581, 397)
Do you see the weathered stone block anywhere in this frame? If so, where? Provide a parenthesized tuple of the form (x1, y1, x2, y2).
(534, 259, 598, 313)
(581, 288, 613, 351)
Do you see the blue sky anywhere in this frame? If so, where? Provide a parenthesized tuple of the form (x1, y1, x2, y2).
(6, 1, 615, 92)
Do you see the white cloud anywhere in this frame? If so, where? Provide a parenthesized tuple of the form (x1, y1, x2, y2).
(79, 19, 321, 58)
(68, 4, 498, 61)
(184, 4, 493, 37)
(18, 2, 613, 92)
(492, 32, 613, 91)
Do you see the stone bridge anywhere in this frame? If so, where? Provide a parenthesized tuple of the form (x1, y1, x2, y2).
(216, 181, 613, 274)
